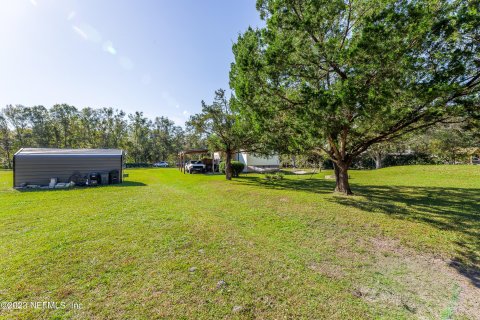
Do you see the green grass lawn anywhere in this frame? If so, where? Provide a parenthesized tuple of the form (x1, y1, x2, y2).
(0, 166, 479, 319)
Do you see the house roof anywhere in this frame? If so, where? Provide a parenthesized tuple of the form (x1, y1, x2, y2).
(15, 148, 124, 156)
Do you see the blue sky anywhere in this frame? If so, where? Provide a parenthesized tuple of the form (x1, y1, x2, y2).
(0, 0, 262, 125)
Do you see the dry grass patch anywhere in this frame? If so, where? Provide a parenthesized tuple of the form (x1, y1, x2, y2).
(0, 166, 479, 319)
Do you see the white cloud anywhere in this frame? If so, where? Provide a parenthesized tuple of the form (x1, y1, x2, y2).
(182, 110, 190, 116)
(102, 41, 117, 55)
(30, 0, 37, 6)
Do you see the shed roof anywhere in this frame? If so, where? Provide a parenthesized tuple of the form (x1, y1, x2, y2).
(15, 148, 123, 156)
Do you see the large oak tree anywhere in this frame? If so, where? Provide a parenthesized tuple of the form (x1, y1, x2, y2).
(230, 0, 480, 194)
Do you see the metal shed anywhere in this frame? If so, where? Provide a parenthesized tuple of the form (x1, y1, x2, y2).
(13, 148, 124, 188)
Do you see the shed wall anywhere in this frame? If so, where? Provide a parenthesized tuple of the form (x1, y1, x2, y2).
(14, 155, 122, 187)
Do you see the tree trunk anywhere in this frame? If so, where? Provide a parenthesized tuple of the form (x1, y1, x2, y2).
(5, 147, 11, 169)
(375, 153, 383, 169)
(333, 162, 353, 195)
(64, 126, 68, 148)
(370, 151, 384, 169)
(225, 151, 232, 180)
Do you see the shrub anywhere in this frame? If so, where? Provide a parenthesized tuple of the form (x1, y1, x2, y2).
(219, 161, 245, 177)
(342, 152, 439, 170)
(382, 153, 437, 167)
(265, 172, 284, 181)
(322, 159, 334, 170)
(125, 163, 152, 168)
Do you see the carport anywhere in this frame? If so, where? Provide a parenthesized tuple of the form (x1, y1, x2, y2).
(178, 149, 215, 174)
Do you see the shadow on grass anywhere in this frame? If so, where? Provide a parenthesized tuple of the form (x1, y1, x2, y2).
(112, 181, 146, 187)
(235, 175, 480, 287)
(236, 175, 336, 194)
(16, 180, 146, 192)
(278, 169, 324, 176)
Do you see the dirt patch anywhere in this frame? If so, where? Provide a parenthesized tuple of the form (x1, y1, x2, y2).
(308, 261, 345, 280)
(351, 237, 480, 319)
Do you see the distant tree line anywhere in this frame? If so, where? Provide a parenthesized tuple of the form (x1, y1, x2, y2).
(280, 122, 480, 170)
(370, 124, 479, 167)
(0, 104, 186, 168)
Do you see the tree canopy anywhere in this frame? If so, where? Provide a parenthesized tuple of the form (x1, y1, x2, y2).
(0, 104, 185, 167)
(230, 0, 480, 194)
(187, 89, 260, 180)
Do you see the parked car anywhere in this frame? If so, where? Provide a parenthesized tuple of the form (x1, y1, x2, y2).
(153, 161, 169, 167)
(185, 160, 206, 173)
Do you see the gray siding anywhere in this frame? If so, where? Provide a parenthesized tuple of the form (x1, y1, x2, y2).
(14, 155, 122, 187)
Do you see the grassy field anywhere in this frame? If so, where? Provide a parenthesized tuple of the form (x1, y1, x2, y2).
(0, 166, 479, 319)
